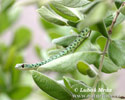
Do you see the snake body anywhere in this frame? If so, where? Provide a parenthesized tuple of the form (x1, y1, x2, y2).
(15, 28, 90, 70)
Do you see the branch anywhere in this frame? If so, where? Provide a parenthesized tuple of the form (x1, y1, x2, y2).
(108, 2, 125, 34)
(98, 39, 109, 76)
(89, 2, 125, 100)
(98, 1, 125, 80)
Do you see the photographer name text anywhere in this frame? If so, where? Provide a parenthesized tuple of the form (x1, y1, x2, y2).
(74, 88, 112, 93)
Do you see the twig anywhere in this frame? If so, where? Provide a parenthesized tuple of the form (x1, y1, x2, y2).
(108, 2, 125, 34)
(112, 96, 125, 99)
(89, 2, 125, 100)
(98, 39, 109, 76)
(89, 39, 110, 100)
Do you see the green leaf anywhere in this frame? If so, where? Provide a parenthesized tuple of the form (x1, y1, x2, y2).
(63, 77, 80, 87)
(104, 14, 113, 27)
(47, 28, 65, 39)
(38, 6, 67, 26)
(1, 0, 15, 12)
(89, 20, 109, 38)
(0, 13, 10, 34)
(120, 5, 125, 15)
(108, 40, 125, 67)
(8, 6, 21, 23)
(4, 47, 16, 71)
(115, 13, 125, 25)
(77, 61, 96, 77)
(44, 27, 72, 40)
(0, 8, 20, 34)
(40, 18, 73, 40)
(32, 71, 72, 100)
(38, 50, 120, 73)
(78, 2, 109, 31)
(52, 35, 77, 47)
(95, 56, 120, 73)
(77, 61, 90, 75)
(90, 31, 101, 44)
(37, 51, 100, 73)
(11, 27, 32, 50)
(35, 45, 42, 59)
(40, 18, 58, 30)
(40, 49, 49, 60)
(94, 81, 112, 100)
(115, 0, 124, 9)
(63, 77, 91, 99)
(9, 86, 32, 99)
(87, 68, 96, 78)
(96, 36, 107, 51)
(75, 39, 97, 52)
(0, 43, 8, 64)
(63, 77, 72, 91)
(111, 24, 123, 39)
(59, 0, 90, 8)
(79, 0, 100, 14)
(0, 68, 6, 92)
(11, 54, 24, 85)
(67, 21, 78, 27)
(50, 2, 80, 22)
(96, 21, 109, 38)
(48, 49, 63, 57)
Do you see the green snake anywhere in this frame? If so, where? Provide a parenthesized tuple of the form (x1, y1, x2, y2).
(15, 28, 91, 70)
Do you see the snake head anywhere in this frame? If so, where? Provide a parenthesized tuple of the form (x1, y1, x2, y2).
(15, 63, 34, 70)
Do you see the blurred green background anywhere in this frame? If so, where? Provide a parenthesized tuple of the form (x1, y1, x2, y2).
(0, 0, 125, 100)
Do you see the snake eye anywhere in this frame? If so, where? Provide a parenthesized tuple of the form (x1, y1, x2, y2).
(22, 64, 24, 68)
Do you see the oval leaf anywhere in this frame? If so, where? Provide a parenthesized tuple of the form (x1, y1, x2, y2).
(37, 51, 100, 73)
(52, 35, 77, 47)
(104, 14, 113, 27)
(95, 56, 120, 73)
(48, 49, 63, 56)
(77, 61, 96, 77)
(50, 2, 80, 22)
(11, 27, 32, 50)
(87, 68, 96, 78)
(108, 40, 125, 67)
(120, 5, 125, 15)
(79, 0, 100, 14)
(0, 13, 10, 34)
(1, 0, 15, 12)
(115, 0, 124, 8)
(115, 13, 125, 25)
(90, 31, 101, 44)
(0, 68, 6, 91)
(4, 47, 16, 71)
(59, 0, 90, 8)
(96, 21, 109, 38)
(32, 71, 72, 100)
(96, 36, 107, 51)
(77, 61, 90, 75)
(38, 6, 67, 26)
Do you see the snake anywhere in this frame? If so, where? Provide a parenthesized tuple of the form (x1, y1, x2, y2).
(15, 28, 91, 70)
